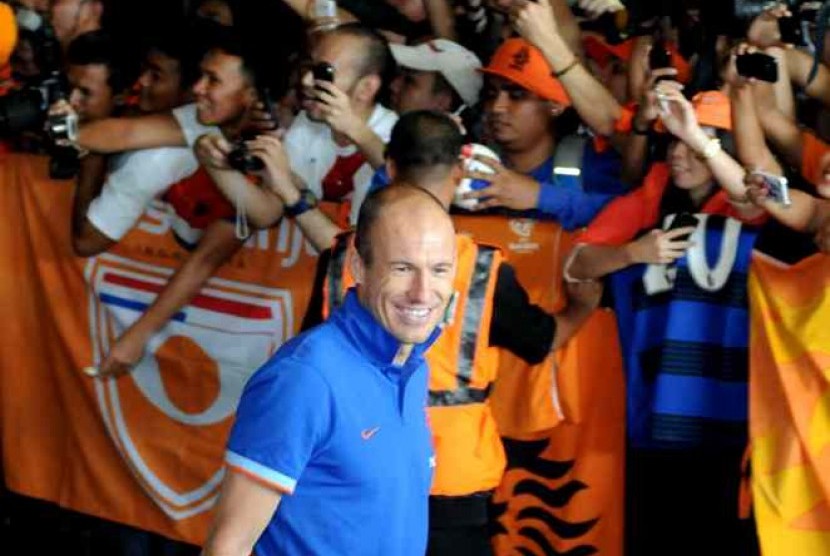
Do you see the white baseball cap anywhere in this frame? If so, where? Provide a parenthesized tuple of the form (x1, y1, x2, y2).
(390, 39, 483, 107)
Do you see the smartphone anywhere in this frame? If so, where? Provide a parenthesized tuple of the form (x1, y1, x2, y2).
(736, 52, 779, 83)
(649, 39, 672, 71)
(312, 61, 335, 88)
(778, 16, 805, 46)
(256, 86, 277, 129)
(751, 170, 792, 206)
(666, 212, 699, 242)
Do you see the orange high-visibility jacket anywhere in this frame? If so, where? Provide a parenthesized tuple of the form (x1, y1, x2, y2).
(451, 214, 572, 436)
(323, 231, 505, 496)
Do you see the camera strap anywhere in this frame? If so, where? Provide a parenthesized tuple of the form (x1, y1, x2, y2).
(234, 180, 250, 241)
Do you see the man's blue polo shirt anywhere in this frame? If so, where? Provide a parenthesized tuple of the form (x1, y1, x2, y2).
(226, 290, 436, 556)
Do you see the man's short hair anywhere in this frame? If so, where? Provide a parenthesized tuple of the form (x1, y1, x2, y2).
(331, 22, 395, 102)
(385, 110, 464, 181)
(142, 20, 206, 90)
(66, 30, 131, 94)
(355, 185, 445, 266)
(200, 16, 298, 99)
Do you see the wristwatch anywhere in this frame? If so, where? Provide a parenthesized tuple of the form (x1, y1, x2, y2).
(284, 188, 319, 218)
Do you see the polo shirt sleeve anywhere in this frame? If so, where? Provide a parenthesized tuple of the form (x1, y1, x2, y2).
(536, 181, 615, 231)
(86, 149, 198, 241)
(226, 358, 333, 495)
(800, 130, 829, 188)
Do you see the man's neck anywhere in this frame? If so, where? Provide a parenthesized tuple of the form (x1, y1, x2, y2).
(502, 134, 556, 174)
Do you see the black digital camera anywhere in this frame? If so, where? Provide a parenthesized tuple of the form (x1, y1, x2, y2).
(227, 141, 265, 173)
(0, 72, 68, 137)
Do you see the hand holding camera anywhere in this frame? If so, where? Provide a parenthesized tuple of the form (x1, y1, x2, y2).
(46, 99, 79, 147)
(745, 169, 792, 207)
(309, 62, 363, 139)
(244, 134, 301, 204)
(628, 220, 697, 266)
(194, 133, 234, 170)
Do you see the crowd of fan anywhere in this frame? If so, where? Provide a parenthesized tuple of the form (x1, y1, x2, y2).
(2, 0, 830, 554)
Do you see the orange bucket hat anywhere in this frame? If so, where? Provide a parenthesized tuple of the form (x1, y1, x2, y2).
(479, 38, 571, 106)
(656, 90, 731, 133)
(0, 2, 18, 67)
(690, 90, 731, 130)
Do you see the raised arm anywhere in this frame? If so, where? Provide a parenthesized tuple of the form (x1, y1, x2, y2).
(95, 220, 244, 377)
(512, 0, 622, 137)
(77, 113, 186, 153)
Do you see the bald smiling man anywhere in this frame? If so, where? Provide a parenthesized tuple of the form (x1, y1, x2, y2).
(203, 186, 458, 556)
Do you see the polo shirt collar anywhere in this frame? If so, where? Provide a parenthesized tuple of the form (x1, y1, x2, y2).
(334, 289, 441, 369)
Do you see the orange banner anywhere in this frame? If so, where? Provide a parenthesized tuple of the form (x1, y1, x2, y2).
(451, 214, 626, 555)
(0, 154, 321, 545)
(749, 253, 830, 554)
(491, 310, 626, 556)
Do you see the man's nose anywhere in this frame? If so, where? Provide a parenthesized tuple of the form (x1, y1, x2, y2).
(68, 89, 82, 111)
(138, 70, 152, 88)
(491, 90, 510, 113)
(192, 76, 207, 96)
(407, 270, 429, 303)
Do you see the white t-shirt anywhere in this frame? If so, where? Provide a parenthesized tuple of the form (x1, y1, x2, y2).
(284, 104, 398, 224)
(172, 103, 219, 148)
(85, 104, 220, 241)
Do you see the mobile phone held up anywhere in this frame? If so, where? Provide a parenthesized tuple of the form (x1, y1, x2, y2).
(649, 39, 672, 71)
(312, 62, 335, 90)
(736, 52, 778, 83)
(751, 170, 792, 206)
(666, 212, 699, 242)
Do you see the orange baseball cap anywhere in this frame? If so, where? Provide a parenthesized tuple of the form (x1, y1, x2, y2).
(0, 2, 17, 67)
(479, 38, 571, 107)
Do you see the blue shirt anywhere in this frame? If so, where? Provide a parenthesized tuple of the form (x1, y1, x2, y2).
(226, 290, 437, 556)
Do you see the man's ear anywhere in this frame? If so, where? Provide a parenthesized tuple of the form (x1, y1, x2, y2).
(350, 248, 366, 285)
(450, 161, 464, 185)
(547, 101, 566, 118)
(434, 90, 453, 112)
(386, 159, 397, 181)
(354, 74, 381, 105)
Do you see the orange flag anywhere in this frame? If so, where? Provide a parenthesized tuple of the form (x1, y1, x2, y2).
(749, 253, 830, 554)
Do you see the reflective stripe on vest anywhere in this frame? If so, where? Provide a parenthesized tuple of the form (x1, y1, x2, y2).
(428, 245, 495, 407)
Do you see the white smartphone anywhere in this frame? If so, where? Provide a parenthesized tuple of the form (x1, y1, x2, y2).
(750, 170, 792, 207)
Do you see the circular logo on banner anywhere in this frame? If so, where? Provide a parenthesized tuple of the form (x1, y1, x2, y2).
(86, 254, 291, 519)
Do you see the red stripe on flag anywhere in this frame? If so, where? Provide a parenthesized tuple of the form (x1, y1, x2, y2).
(103, 273, 273, 320)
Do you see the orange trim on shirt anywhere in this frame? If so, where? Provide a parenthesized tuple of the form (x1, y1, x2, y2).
(227, 464, 294, 496)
